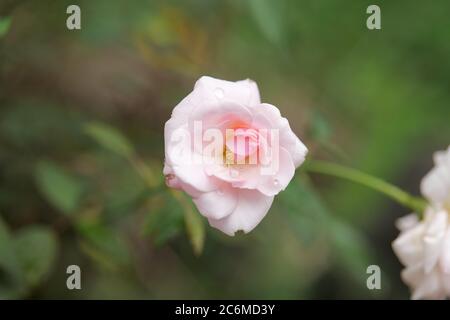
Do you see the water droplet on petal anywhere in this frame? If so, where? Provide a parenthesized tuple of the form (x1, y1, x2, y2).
(230, 169, 239, 178)
(273, 178, 280, 186)
(214, 87, 224, 99)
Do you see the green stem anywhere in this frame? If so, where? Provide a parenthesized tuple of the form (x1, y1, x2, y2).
(304, 160, 428, 215)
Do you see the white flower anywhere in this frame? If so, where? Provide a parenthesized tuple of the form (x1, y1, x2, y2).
(392, 146, 450, 299)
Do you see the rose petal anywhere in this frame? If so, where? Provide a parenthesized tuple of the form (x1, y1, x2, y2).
(172, 163, 218, 196)
(194, 76, 261, 108)
(254, 103, 308, 168)
(193, 185, 238, 220)
(421, 166, 450, 205)
(395, 213, 420, 231)
(208, 190, 274, 236)
(439, 228, 450, 274)
(423, 210, 448, 273)
(256, 147, 295, 196)
(410, 269, 444, 300)
(392, 223, 425, 266)
(433, 146, 450, 167)
(401, 263, 424, 289)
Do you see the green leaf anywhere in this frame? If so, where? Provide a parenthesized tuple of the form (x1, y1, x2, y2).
(142, 192, 184, 246)
(34, 161, 84, 215)
(309, 110, 331, 143)
(0, 216, 25, 298)
(84, 122, 134, 158)
(247, 0, 284, 45)
(76, 221, 130, 267)
(180, 193, 205, 256)
(0, 17, 11, 39)
(13, 226, 58, 287)
(184, 208, 205, 256)
(0, 218, 14, 272)
(283, 176, 375, 289)
(329, 218, 373, 287)
(278, 176, 327, 244)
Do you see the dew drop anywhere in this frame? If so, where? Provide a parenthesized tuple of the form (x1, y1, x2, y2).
(273, 178, 280, 186)
(230, 169, 239, 178)
(214, 87, 224, 99)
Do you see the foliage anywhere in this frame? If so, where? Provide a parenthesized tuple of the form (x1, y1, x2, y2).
(0, 0, 449, 299)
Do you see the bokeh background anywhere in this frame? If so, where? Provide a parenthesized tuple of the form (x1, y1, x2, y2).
(0, 0, 449, 299)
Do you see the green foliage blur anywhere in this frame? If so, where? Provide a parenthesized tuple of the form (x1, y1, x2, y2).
(0, 0, 449, 299)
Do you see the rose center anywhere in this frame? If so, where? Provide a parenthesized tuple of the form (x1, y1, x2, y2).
(223, 127, 259, 165)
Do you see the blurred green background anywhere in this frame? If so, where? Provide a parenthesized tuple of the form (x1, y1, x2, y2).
(0, 0, 449, 299)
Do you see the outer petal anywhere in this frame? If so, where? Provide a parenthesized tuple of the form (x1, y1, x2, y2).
(411, 269, 444, 300)
(178, 76, 260, 125)
(443, 273, 450, 296)
(420, 146, 450, 206)
(193, 185, 238, 220)
(401, 263, 424, 290)
(208, 190, 274, 236)
(421, 165, 450, 205)
(392, 223, 425, 266)
(439, 228, 450, 274)
(433, 146, 450, 167)
(256, 147, 296, 196)
(171, 162, 218, 196)
(194, 76, 261, 108)
(253, 103, 308, 168)
(423, 210, 447, 273)
(395, 213, 420, 232)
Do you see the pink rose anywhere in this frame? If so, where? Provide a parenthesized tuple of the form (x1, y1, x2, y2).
(163, 76, 307, 235)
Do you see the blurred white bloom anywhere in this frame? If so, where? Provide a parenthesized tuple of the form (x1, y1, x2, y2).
(392, 146, 450, 299)
(421, 146, 450, 209)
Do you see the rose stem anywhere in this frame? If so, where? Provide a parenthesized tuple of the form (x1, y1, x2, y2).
(304, 160, 427, 215)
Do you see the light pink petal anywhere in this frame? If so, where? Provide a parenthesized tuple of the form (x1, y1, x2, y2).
(254, 103, 308, 168)
(164, 123, 193, 167)
(257, 147, 295, 196)
(194, 76, 261, 108)
(164, 120, 218, 196)
(171, 163, 218, 196)
(206, 164, 248, 185)
(165, 76, 259, 165)
(193, 186, 238, 220)
(280, 123, 308, 168)
(208, 190, 274, 236)
(189, 101, 253, 140)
